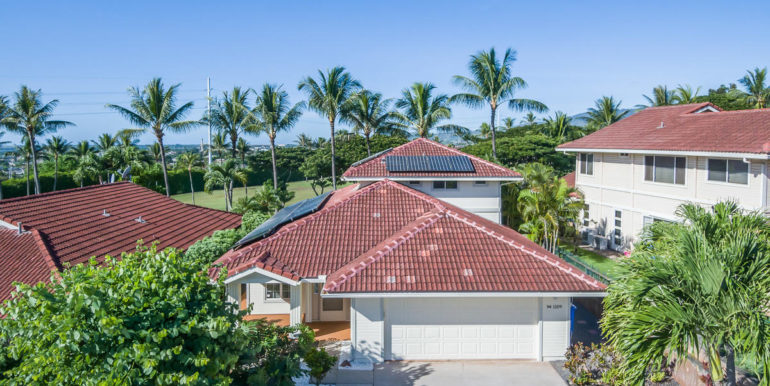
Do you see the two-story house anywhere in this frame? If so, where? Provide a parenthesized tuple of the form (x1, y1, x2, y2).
(557, 102, 770, 250)
(342, 137, 521, 223)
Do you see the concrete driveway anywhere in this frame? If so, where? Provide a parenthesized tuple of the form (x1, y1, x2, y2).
(372, 360, 566, 386)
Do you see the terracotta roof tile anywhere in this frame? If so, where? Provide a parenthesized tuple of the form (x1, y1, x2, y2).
(0, 228, 56, 301)
(213, 180, 605, 294)
(0, 182, 242, 299)
(342, 138, 521, 179)
(558, 103, 770, 154)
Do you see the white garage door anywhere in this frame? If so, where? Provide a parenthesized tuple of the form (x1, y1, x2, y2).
(385, 297, 538, 360)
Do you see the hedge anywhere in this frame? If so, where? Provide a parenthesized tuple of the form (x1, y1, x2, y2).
(1, 173, 84, 198)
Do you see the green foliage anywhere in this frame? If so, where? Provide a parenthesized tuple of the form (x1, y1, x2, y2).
(462, 134, 573, 175)
(304, 347, 338, 386)
(0, 244, 245, 385)
(695, 83, 752, 111)
(184, 228, 246, 264)
(248, 146, 313, 184)
(564, 342, 623, 386)
(231, 320, 315, 385)
(601, 202, 770, 384)
(1, 172, 81, 197)
(241, 211, 271, 233)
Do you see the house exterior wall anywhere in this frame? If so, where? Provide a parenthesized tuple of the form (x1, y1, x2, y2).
(398, 181, 502, 223)
(540, 297, 572, 360)
(225, 273, 291, 315)
(351, 298, 385, 362)
(576, 152, 768, 249)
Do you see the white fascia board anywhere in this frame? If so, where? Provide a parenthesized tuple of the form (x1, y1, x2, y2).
(557, 148, 770, 160)
(0, 220, 17, 230)
(224, 267, 299, 286)
(342, 176, 522, 182)
(321, 291, 606, 298)
(300, 275, 327, 283)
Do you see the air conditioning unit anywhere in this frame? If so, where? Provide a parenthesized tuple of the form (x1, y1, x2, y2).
(582, 229, 595, 245)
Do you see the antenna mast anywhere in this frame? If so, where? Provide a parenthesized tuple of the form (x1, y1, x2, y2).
(207, 77, 212, 167)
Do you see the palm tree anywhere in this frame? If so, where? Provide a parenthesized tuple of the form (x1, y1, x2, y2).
(298, 67, 361, 190)
(1, 87, 73, 194)
(176, 152, 201, 205)
(739, 67, 769, 109)
(208, 87, 251, 158)
(393, 82, 467, 139)
(541, 111, 581, 142)
(149, 142, 163, 163)
(342, 90, 404, 156)
(643, 85, 675, 107)
(236, 137, 249, 167)
(15, 138, 36, 195)
(247, 84, 303, 189)
(586, 96, 629, 130)
(451, 47, 547, 158)
(672, 84, 701, 104)
(602, 202, 770, 385)
(43, 136, 71, 191)
(203, 159, 247, 212)
(516, 163, 583, 253)
(93, 133, 117, 153)
(69, 140, 98, 187)
(295, 133, 313, 148)
(106, 78, 197, 196)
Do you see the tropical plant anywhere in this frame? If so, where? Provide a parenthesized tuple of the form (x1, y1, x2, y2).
(672, 84, 701, 104)
(541, 111, 582, 142)
(298, 66, 361, 189)
(203, 158, 247, 212)
(247, 84, 304, 189)
(106, 78, 198, 196)
(451, 47, 547, 158)
(295, 133, 314, 148)
(176, 152, 201, 205)
(602, 202, 770, 385)
(341, 90, 402, 156)
(739, 67, 769, 109)
(0, 132, 9, 199)
(516, 163, 583, 252)
(236, 137, 249, 167)
(93, 133, 117, 153)
(393, 82, 467, 138)
(305, 347, 338, 386)
(240, 182, 283, 213)
(69, 141, 99, 187)
(208, 86, 251, 158)
(643, 85, 675, 107)
(586, 96, 629, 130)
(212, 131, 227, 161)
(1, 86, 73, 194)
(0, 244, 247, 384)
(43, 136, 71, 191)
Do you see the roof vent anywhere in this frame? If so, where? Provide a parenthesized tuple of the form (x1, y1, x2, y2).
(657, 121, 665, 129)
(17, 222, 23, 235)
(102, 209, 110, 217)
(405, 275, 415, 283)
(385, 276, 396, 284)
(463, 269, 473, 277)
(135, 216, 146, 223)
(373, 212, 381, 218)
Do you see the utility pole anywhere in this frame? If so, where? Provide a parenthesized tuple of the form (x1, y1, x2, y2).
(207, 77, 212, 167)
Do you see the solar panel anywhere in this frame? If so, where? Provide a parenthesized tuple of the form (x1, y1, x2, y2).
(350, 148, 392, 167)
(233, 192, 331, 248)
(385, 155, 475, 172)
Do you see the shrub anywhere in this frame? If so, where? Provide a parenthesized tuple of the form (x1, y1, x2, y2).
(564, 342, 673, 385)
(1, 172, 83, 198)
(231, 320, 315, 385)
(305, 346, 338, 386)
(242, 211, 271, 233)
(184, 228, 246, 264)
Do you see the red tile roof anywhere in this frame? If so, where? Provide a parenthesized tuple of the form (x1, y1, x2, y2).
(0, 182, 242, 299)
(212, 180, 605, 294)
(0, 228, 58, 301)
(557, 103, 770, 155)
(563, 172, 576, 188)
(342, 138, 522, 179)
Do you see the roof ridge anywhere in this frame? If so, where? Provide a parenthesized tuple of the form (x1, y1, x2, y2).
(442, 209, 604, 289)
(0, 182, 133, 204)
(323, 209, 445, 292)
(29, 228, 61, 274)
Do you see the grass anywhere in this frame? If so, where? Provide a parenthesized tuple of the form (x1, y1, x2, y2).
(171, 180, 343, 211)
(558, 240, 619, 278)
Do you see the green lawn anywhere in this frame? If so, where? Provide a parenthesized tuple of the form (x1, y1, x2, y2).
(558, 241, 619, 278)
(171, 180, 338, 211)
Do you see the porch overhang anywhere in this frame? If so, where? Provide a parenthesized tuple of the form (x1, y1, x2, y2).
(224, 266, 299, 286)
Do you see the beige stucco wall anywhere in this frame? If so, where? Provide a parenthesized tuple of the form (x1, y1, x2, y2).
(576, 152, 768, 249)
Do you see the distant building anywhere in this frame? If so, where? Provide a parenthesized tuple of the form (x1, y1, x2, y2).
(558, 102, 770, 250)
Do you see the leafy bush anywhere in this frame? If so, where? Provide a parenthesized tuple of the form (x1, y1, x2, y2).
(305, 347, 338, 386)
(184, 228, 246, 264)
(1, 172, 82, 198)
(564, 342, 673, 385)
(462, 134, 574, 175)
(231, 320, 315, 385)
(242, 211, 271, 233)
(0, 244, 246, 384)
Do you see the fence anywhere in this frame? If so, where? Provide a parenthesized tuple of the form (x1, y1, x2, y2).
(554, 246, 613, 286)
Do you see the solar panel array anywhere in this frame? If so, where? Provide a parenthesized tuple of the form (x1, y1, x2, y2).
(351, 148, 392, 167)
(385, 155, 475, 173)
(233, 192, 331, 248)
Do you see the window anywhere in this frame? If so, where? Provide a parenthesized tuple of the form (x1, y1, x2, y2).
(579, 153, 594, 175)
(265, 283, 291, 301)
(613, 210, 622, 247)
(619, 153, 629, 157)
(474, 181, 487, 186)
(644, 156, 685, 185)
(408, 181, 421, 186)
(322, 298, 343, 311)
(433, 181, 458, 189)
(707, 159, 748, 184)
(582, 204, 590, 227)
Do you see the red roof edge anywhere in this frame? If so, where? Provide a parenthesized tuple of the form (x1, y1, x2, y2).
(29, 228, 61, 275)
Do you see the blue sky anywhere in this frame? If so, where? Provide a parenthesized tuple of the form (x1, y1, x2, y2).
(1, 1, 769, 146)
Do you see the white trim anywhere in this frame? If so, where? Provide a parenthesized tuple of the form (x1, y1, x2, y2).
(644, 155, 687, 186)
(300, 276, 327, 283)
(224, 267, 299, 286)
(0, 220, 17, 230)
(343, 176, 522, 182)
(579, 153, 594, 175)
(577, 182, 716, 207)
(693, 105, 720, 113)
(321, 291, 606, 298)
(762, 162, 768, 209)
(583, 198, 680, 222)
(558, 147, 770, 160)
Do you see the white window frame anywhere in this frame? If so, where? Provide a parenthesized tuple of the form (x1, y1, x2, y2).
(613, 209, 622, 248)
(582, 204, 590, 227)
(644, 156, 687, 186)
(579, 153, 594, 175)
(264, 283, 291, 302)
(473, 180, 487, 186)
(432, 181, 458, 190)
(706, 158, 749, 186)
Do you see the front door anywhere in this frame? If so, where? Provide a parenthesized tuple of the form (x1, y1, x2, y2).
(312, 284, 321, 321)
